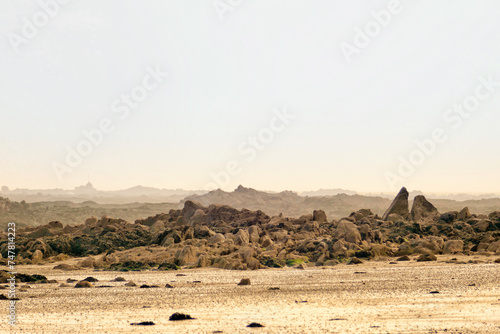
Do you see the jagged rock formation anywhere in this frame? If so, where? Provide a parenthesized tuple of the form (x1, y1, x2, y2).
(411, 195, 440, 222)
(183, 185, 391, 220)
(1, 188, 499, 270)
(382, 187, 409, 220)
(4, 187, 500, 229)
(457, 207, 471, 221)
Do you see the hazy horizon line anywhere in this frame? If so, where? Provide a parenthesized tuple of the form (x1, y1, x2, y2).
(1, 183, 499, 197)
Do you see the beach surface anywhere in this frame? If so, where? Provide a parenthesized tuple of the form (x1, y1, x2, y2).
(3, 256, 500, 334)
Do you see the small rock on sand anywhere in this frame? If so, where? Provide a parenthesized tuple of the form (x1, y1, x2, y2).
(59, 283, 71, 287)
(169, 313, 195, 321)
(53, 264, 79, 271)
(247, 322, 264, 327)
(347, 258, 363, 265)
(74, 281, 94, 288)
(82, 277, 98, 282)
(111, 277, 126, 282)
(125, 281, 137, 287)
(417, 254, 437, 262)
(237, 278, 251, 286)
(130, 321, 155, 326)
(0, 294, 19, 300)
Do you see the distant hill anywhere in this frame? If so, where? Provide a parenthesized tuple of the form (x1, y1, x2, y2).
(366, 190, 500, 201)
(0, 196, 179, 229)
(1, 183, 206, 204)
(2, 185, 500, 228)
(184, 185, 390, 219)
(4, 183, 497, 204)
(300, 188, 357, 196)
(184, 186, 500, 220)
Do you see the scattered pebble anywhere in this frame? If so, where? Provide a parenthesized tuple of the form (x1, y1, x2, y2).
(417, 254, 437, 262)
(130, 321, 155, 326)
(238, 278, 251, 286)
(169, 312, 195, 321)
(111, 277, 126, 282)
(82, 277, 98, 282)
(75, 281, 94, 288)
(348, 258, 363, 265)
(0, 294, 19, 300)
(247, 322, 264, 328)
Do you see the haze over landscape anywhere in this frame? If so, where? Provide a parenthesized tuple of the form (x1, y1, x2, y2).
(1, 1, 500, 333)
(1, 1, 500, 194)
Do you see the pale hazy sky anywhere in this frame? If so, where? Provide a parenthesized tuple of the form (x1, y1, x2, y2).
(1, 0, 499, 193)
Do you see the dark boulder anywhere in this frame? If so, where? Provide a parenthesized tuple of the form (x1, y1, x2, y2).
(440, 212, 458, 224)
(169, 313, 195, 321)
(247, 323, 264, 328)
(130, 321, 155, 326)
(382, 187, 409, 221)
(312, 210, 327, 223)
(457, 207, 472, 221)
(416, 253, 437, 262)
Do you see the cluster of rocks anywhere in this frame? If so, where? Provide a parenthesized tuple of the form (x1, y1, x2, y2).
(1, 187, 499, 269)
(0, 217, 151, 264)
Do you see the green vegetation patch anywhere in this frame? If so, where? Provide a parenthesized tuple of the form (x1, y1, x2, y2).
(285, 258, 305, 267)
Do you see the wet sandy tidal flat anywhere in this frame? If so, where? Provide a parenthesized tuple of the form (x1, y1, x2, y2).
(3, 259, 500, 333)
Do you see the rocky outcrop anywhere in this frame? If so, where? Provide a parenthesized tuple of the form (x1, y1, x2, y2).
(207, 233, 225, 245)
(2, 190, 500, 270)
(313, 210, 327, 223)
(175, 246, 198, 266)
(333, 220, 361, 244)
(457, 207, 472, 221)
(410, 195, 439, 222)
(382, 187, 409, 221)
(443, 240, 464, 254)
(181, 200, 207, 224)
